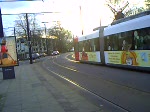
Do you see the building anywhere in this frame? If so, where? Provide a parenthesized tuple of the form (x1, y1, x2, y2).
(16, 37, 48, 60)
(16, 38, 29, 60)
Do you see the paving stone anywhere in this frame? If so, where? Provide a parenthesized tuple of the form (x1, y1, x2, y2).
(0, 61, 101, 112)
(3, 105, 21, 112)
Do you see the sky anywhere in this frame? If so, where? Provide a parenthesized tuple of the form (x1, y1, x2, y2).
(0, 0, 146, 36)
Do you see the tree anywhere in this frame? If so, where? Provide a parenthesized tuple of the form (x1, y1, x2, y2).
(106, 0, 147, 21)
(48, 25, 73, 53)
(106, 0, 129, 21)
(120, 1, 145, 16)
(14, 14, 41, 38)
(124, 7, 145, 17)
(145, 0, 150, 10)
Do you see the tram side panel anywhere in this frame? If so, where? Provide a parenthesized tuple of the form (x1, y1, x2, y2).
(103, 26, 150, 71)
(103, 14, 150, 71)
(78, 51, 101, 63)
(74, 12, 150, 71)
(77, 30, 102, 64)
(78, 38, 102, 64)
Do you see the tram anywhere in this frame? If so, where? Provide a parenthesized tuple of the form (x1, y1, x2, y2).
(74, 11, 150, 71)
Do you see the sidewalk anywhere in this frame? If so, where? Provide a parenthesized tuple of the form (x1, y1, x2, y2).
(0, 61, 101, 112)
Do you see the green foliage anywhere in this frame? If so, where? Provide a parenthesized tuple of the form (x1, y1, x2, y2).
(125, 7, 145, 17)
(108, 0, 147, 18)
(48, 26, 73, 53)
(145, 0, 150, 10)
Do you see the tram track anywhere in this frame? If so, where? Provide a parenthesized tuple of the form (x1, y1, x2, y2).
(52, 56, 150, 94)
(42, 55, 150, 112)
(42, 59, 130, 112)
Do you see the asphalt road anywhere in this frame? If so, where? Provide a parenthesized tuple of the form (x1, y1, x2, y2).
(39, 52, 150, 112)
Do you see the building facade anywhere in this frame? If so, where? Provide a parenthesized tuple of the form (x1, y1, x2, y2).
(16, 37, 48, 60)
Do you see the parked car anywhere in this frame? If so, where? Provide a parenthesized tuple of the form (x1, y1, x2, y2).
(32, 53, 40, 60)
(51, 51, 59, 55)
(40, 53, 47, 57)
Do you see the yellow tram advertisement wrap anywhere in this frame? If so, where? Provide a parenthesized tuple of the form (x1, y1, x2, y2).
(79, 52, 101, 62)
(104, 50, 150, 67)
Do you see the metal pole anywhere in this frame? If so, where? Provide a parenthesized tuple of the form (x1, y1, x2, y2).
(0, 8, 4, 38)
(26, 13, 33, 64)
(80, 6, 83, 35)
(44, 24, 46, 36)
(14, 27, 15, 36)
(51, 38, 53, 54)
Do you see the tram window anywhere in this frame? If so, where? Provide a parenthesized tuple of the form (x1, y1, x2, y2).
(79, 42, 83, 52)
(104, 36, 110, 51)
(88, 40, 92, 52)
(112, 34, 119, 50)
(107, 36, 112, 50)
(119, 31, 133, 51)
(79, 39, 99, 52)
(104, 35, 119, 51)
(104, 37, 107, 51)
(134, 27, 150, 50)
(90, 39, 95, 51)
(94, 38, 100, 51)
(84, 40, 91, 52)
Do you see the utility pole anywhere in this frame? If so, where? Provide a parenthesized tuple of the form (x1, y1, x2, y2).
(26, 13, 33, 64)
(80, 6, 84, 35)
(14, 27, 15, 36)
(0, 8, 4, 38)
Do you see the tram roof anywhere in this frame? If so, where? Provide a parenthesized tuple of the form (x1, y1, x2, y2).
(78, 30, 99, 42)
(104, 14, 150, 36)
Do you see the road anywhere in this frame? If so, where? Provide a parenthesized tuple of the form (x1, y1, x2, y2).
(35, 52, 150, 112)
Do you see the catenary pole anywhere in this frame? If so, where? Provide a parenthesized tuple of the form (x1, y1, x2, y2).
(26, 13, 33, 64)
